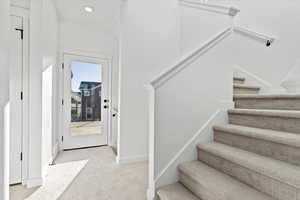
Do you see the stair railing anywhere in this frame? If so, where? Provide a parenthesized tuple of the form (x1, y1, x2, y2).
(234, 26, 275, 47)
(147, 2, 276, 200)
(180, 0, 240, 16)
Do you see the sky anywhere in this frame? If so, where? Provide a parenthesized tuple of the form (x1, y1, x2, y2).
(71, 61, 102, 92)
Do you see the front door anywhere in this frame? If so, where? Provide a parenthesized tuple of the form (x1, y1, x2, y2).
(10, 15, 23, 184)
(63, 54, 109, 149)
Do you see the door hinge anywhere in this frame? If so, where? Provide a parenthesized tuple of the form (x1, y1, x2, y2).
(62, 99, 64, 105)
(21, 92, 23, 100)
(61, 136, 64, 142)
(62, 63, 64, 69)
(20, 152, 23, 161)
(15, 28, 24, 40)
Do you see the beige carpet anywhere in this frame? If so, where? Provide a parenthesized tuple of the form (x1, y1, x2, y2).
(10, 147, 148, 200)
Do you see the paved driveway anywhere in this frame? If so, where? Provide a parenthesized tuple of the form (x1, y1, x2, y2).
(70, 121, 102, 136)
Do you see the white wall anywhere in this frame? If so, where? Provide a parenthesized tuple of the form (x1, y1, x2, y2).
(231, 0, 300, 91)
(42, 66, 53, 176)
(60, 20, 116, 56)
(182, 0, 300, 91)
(0, 0, 11, 199)
(41, 0, 59, 175)
(27, 0, 44, 187)
(27, 0, 59, 187)
(11, 0, 30, 8)
(180, 4, 232, 55)
(118, 0, 181, 162)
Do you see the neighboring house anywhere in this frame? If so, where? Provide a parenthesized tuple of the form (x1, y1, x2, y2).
(71, 91, 81, 121)
(79, 81, 102, 121)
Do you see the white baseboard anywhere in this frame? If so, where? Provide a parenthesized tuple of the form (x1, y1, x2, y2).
(281, 80, 300, 93)
(147, 184, 156, 200)
(234, 65, 274, 93)
(26, 177, 44, 188)
(117, 154, 148, 164)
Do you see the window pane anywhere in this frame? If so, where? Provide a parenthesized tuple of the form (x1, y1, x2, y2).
(70, 61, 103, 136)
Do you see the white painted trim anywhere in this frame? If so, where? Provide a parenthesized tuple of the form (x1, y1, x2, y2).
(147, 104, 232, 198)
(26, 177, 44, 188)
(10, 5, 29, 17)
(150, 27, 232, 88)
(234, 65, 274, 93)
(42, 157, 54, 178)
(147, 84, 155, 200)
(154, 109, 220, 183)
(60, 53, 112, 150)
(281, 80, 300, 93)
(10, 7, 30, 186)
(234, 26, 275, 47)
(4, 103, 10, 200)
(180, 0, 240, 16)
(117, 155, 148, 164)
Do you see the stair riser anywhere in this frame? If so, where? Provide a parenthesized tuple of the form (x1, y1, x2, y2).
(198, 149, 300, 200)
(214, 130, 300, 166)
(228, 113, 300, 134)
(234, 88, 259, 95)
(179, 173, 222, 200)
(235, 98, 300, 110)
(234, 79, 245, 84)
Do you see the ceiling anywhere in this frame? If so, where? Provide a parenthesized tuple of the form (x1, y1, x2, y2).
(54, 0, 121, 33)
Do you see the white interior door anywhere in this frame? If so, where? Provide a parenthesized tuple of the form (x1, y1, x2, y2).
(10, 16, 23, 184)
(63, 54, 109, 149)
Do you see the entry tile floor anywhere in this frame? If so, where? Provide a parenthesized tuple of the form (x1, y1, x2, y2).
(10, 147, 148, 200)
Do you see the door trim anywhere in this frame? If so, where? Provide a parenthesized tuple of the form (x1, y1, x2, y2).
(10, 7, 30, 186)
(59, 52, 113, 151)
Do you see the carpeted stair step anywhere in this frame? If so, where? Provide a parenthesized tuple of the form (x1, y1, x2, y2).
(178, 161, 274, 200)
(234, 94, 300, 110)
(233, 77, 246, 84)
(157, 183, 200, 200)
(233, 84, 260, 94)
(213, 124, 300, 166)
(228, 109, 300, 134)
(197, 142, 300, 200)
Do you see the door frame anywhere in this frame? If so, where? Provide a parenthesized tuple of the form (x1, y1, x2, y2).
(59, 52, 113, 151)
(10, 6, 30, 185)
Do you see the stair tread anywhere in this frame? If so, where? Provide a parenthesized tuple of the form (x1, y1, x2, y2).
(233, 77, 246, 81)
(234, 94, 300, 99)
(213, 124, 300, 148)
(233, 84, 260, 90)
(157, 183, 200, 200)
(197, 142, 300, 188)
(179, 161, 274, 200)
(228, 108, 300, 118)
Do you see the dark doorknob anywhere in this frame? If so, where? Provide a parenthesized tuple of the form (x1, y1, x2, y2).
(104, 105, 108, 109)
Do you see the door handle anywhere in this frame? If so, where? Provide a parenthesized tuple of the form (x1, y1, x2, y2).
(104, 105, 109, 109)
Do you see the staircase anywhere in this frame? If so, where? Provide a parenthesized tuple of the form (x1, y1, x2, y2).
(157, 76, 300, 200)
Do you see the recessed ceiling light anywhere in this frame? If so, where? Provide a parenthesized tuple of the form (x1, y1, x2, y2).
(84, 6, 94, 13)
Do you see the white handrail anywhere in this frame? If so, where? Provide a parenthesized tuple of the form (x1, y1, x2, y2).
(180, 0, 240, 17)
(150, 27, 232, 88)
(234, 26, 275, 47)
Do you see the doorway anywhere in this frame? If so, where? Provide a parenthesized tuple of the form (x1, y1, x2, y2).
(10, 15, 23, 184)
(62, 54, 110, 150)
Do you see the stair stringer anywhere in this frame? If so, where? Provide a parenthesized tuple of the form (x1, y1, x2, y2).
(150, 101, 233, 199)
(234, 65, 286, 94)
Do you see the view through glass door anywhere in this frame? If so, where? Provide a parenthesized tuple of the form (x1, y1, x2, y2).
(63, 55, 109, 149)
